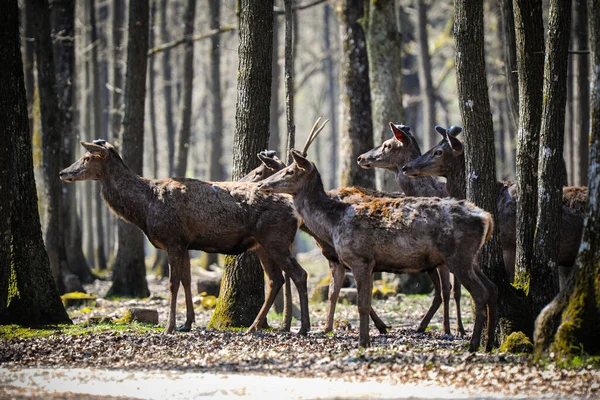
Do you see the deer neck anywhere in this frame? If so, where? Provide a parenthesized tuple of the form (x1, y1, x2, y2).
(293, 171, 349, 246)
(444, 154, 467, 200)
(99, 160, 153, 232)
(396, 170, 445, 197)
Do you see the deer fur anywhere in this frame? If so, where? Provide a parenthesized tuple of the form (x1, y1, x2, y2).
(402, 126, 587, 286)
(59, 141, 311, 335)
(258, 150, 498, 352)
(358, 123, 465, 337)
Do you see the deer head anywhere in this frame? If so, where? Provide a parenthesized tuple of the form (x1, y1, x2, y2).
(239, 150, 287, 182)
(402, 125, 463, 178)
(59, 140, 116, 182)
(357, 123, 421, 171)
(258, 150, 314, 195)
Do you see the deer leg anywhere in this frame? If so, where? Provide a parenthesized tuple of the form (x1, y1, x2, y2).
(417, 268, 444, 334)
(475, 268, 498, 351)
(370, 306, 389, 334)
(349, 261, 375, 348)
(247, 247, 284, 333)
(285, 256, 311, 336)
(164, 249, 182, 334)
(178, 250, 195, 332)
(324, 261, 345, 333)
(452, 274, 466, 337)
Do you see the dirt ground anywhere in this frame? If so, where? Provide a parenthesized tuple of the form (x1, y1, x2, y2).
(1, 253, 599, 399)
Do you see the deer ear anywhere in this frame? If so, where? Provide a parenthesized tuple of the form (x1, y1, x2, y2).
(258, 153, 284, 171)
(390, 122, 409, 143)
(446, 134, 464, 156)
(448, 126, 463, 137)
(435, 126, 448, 138)
(81, 141, 108, 158)
(290, 149, 313, 171)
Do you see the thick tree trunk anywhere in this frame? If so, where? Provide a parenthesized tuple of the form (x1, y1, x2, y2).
(454, 0, 506, 347)
(174, 0, 197, 178)
(51, 0, 95, 284)
(160, 0, 176, 176)
(534, 0, 600, 357)
(365, 0, 404, 192)
(208, 0, 273, 329)
(107, 0, 150, 299)
(415, 0, 436, 151)
(337, 0, 374, 189)
(574, 0, 590, 186)
(513, 0, 545, 289)
(0, 0, 71, 325)
(269, 13, 281, 154)
(531, 0, 572, 314)
(324, 4, 337, 189)
(20, 1, 36, 137)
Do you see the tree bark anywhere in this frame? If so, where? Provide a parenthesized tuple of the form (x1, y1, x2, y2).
(534, 0, 600, 357)
(110, 0, 124, 141)
(574, 0, 590, 186)
(20, 1, 36, 137)
(531, 0, 572, 314)
(174, 0, 197, 178)
(107, 0, 150, 299)
(160, 0, 176, 176)
(498, 0, 519, 127)
(415, 0, 436, 152)
(269, 12, 281, 154)
(208, 0, 273, 329)
(149, 0, 158, 178)
(513, 0, 545, 289)
(323, 4, 337, 189)
(0, 0, 71, 325)
(454, 0, 506, 346)
(337, 0, 374, 188)
(565, 34, 575, 185)
(52, 0, 96, 284)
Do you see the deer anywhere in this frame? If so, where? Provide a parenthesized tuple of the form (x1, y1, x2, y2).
(59, 140, 311, 336)
(357, 123, 465, 337)
(258, 149, 498, 352)
(402, 125, 587, 286)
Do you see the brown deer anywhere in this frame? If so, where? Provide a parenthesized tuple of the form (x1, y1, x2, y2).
(403, 125, 587, 286)
(59, 140, 311, 335)
(246, 148, 463, 337)
(258, 149, 498, 352)
(358, 123, 465, 337)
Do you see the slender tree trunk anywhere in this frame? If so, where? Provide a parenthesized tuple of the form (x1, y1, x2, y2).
(513, 0, 545, 289)
(337, 0, 374, 188)
(270, 12, 281, 154)
(531, 0, 572, 315)
(498, 0, 519, 127)
(160, 0, 176, 176)
(0, 0, 71, 325)
(534, 0, 600, 357)
(365, 0, 404, 192)
(149, 0, 158, 178)
(209, 0, 273, 329)
(52, 0, 95, 284)
(110, 0, 124, 141)
(565, 38, 575, 185)
(416, 0, 436, 151)
(88, 0, 108, 271)
(174, 0, 197, 178)
(107, 0, 150, 299)
(324, 4, 337, 189)
(574, 0, 590, 186)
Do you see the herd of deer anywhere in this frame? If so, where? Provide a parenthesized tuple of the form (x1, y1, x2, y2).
(59, 118, 587, 353)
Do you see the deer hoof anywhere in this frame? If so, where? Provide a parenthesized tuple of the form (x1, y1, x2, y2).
(163, 326, 176, 335)
(416, 326, 426, 334)
(246, 325, 258, 335)
(376, 324, 389, 334)
(298, 327, 309, 336)
(177, 324, 192, 333)
(457, 328, 466, 338)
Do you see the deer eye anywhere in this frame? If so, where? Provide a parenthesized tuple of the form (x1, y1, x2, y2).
(286, 169, 294, 175)
(255, 171, 262, 176)
(383, 144, 389, 150)
(434, 150, 443, 156)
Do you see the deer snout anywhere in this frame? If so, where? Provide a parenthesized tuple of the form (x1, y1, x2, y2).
(357, 155, 371, 168)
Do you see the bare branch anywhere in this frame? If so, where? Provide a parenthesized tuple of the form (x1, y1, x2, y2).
(274, 0, 330, 15)
(147, 25, 235, 56)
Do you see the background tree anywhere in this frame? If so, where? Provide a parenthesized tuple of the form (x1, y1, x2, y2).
(574, 0, 590, 186)
(498, 0, 519, 126)
(323, 4, 337, 189)
(106, 0, 150, 298)
(337, 0, 374, 188)
(534, 0, 600, 358)
(415, 0, 436, 151)
(208, 0, 274, 329)
(513, 0, 545, 289)
(0, 0, 71, 325)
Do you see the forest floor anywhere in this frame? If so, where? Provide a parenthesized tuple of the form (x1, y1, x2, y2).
(1, 252, 599, 399)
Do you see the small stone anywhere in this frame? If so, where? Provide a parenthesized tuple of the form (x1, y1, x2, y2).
(128, 308, 159, 325)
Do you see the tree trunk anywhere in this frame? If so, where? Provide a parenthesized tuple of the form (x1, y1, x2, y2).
(365, 0, 404, 192)
(51, 0, 96, 284)
(0, 0, 71, 325)
(160, 0, 176, 176)
(337, 0, 374, 189)
(174, 0, 196, 178)
(513, 0, 545, 289)
(110, 0, 124, 141)
(88, 0, 108, 271)
(323, 4, 337, 189)
(498, 0, 519, 127)
(531, 0, 572, 315)
(415, 0, 436, 152)
(454, 0, 506, 346)
(574, 0, 590, 186)
(534, 0, 600, 357)
(107, 0, 150, 299)
(149, 0, 158, 178)
(565, 35, 575, 185)
(20, 1, 36, 137)
(208, 0, 273, 329)
(269, 12, 281, 154)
